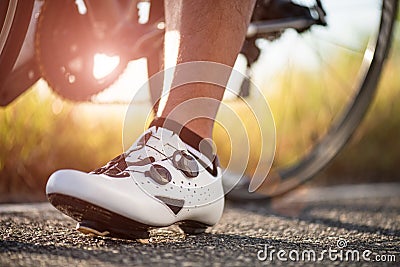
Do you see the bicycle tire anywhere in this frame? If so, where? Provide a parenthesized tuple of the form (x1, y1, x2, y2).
(226, 0, 398, 199)
(0, 0, 34, 89)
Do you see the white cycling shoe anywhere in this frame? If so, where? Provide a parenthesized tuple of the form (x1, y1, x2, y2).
(46, 119, 224, 239)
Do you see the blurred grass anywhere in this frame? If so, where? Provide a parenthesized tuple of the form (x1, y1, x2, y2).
(317, 37, 400, 185)
(214, 33, 400, 183)
(1, 36, 400, 203)
(0, 87, 124, 202)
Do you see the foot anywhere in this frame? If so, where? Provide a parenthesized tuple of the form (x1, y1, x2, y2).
(46, 120, 224, 239)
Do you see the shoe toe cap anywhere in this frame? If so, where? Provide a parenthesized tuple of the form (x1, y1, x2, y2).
(46, 169, 88, 195)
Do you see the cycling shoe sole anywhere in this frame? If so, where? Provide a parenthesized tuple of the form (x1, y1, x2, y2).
(47, 193, 210, 240)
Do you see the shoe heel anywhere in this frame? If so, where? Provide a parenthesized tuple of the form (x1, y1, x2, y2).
(179, 221, 209, 235)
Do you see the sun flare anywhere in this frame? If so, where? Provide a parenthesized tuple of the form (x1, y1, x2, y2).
(93, 53, 121, 80)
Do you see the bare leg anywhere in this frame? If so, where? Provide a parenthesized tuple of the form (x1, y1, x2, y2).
(147, 0, 164, 113)
(156, 0, 255, 139)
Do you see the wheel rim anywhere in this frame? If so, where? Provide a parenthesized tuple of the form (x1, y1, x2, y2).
(0, 0, 18, 53)
(225, 0, 397, 198)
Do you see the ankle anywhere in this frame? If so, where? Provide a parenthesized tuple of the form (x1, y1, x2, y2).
(150, 117, 213, 140)
(182, 118, 214, 140)
(149, 117, 215, 160)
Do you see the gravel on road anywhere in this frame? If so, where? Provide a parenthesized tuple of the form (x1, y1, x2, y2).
(1, 184, 399, 266)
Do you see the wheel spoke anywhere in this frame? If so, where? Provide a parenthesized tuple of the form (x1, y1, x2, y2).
(240, 0, 397, 198)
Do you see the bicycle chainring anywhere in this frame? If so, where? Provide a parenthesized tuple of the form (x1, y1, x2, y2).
(35, 0, 128, 101)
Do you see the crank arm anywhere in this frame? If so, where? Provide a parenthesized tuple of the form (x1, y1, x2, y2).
(247, 17, 317, 37)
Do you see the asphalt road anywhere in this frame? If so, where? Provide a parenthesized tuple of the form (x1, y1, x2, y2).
(1, 183, 399, 266)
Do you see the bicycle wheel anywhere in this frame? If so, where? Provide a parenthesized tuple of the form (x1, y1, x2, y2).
(226, 0, 398, 199)
(0, 0, 34, 95)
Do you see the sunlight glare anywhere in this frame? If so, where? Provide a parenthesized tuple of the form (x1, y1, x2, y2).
(93, 53, 121, 80)
(75, 0, 87, 15)
(137, 2, 150, 24)
(156, 30, 181, 117)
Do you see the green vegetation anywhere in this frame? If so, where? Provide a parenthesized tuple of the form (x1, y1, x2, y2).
(320, 39, 400, 184)
(0, 87, 124, 202)
(1, 37, 399, 202)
